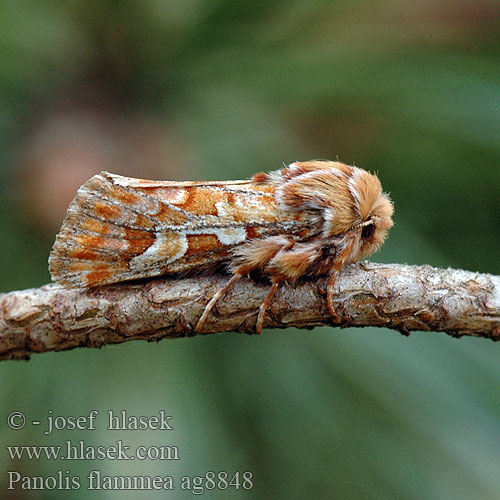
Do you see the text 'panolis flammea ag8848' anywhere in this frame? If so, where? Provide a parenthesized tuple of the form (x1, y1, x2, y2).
(50, 160, 393, 333)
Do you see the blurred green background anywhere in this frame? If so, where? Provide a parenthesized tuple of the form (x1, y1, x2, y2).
(1, 0, 500, 498)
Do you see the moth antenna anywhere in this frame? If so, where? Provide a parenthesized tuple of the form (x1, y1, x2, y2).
(195, 273, 243, 332)
(256, 282, 280, 335)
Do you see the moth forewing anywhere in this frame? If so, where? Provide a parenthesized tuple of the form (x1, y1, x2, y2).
(49, 161, 393, 334)
(49, 170, 321, 288)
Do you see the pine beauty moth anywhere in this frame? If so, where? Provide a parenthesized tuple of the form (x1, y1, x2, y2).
(49, 160, 394, 334)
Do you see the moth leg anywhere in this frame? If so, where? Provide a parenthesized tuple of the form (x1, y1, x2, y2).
(326, 271, 341, 322)
(228, 236, 297, 334)
(256, 282, 280, 335)
(255, 240, 322, 333)
(326, 251, 354, 323)
(194, 273, 243, 332)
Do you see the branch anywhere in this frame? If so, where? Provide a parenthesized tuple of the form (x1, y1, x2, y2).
(1, 262, 499, 360)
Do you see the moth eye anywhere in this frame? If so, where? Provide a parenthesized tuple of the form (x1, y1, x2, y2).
(361, 223, 375, 239)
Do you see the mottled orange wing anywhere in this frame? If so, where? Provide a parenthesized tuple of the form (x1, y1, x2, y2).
(49, 171, 320, 287)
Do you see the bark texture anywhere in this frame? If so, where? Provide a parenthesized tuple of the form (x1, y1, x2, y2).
(1, 262, 499, 360)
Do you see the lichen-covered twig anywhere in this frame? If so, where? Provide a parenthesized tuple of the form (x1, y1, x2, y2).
(1, 262, 499, 360)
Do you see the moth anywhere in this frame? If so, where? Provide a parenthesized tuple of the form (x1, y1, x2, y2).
(49, 160, 393, 334)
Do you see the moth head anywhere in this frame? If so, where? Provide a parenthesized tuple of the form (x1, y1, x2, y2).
(350, 169, 393, 259)
(275, 161, 393, 260)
